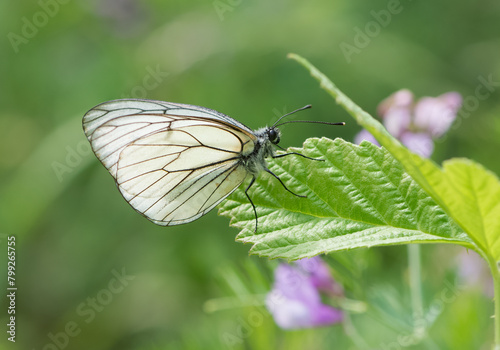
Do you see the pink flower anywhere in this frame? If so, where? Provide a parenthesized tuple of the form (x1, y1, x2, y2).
(457, 250, 494, 297)
(294, 257, 343, 295)
(378, 89, 413, 138)
(399, 132, 434, 158)
(354, 129, 380, 146)
(355, 90, 462, 158)
(413, 92, 463, 138)
(266, 257, 343, 330)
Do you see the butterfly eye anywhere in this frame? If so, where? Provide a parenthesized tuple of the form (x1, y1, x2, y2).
(268, 128, 280, 144)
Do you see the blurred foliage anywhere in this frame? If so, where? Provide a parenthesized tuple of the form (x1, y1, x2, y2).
(0, 0, 499, 349)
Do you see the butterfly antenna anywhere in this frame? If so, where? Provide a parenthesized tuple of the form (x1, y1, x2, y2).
(272, 105, 312, 128)
(272, 105, 345, 128)
(275, 120, 345, 128)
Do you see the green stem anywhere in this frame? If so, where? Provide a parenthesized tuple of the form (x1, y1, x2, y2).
(490, 260, 500, 350)
(286, 53, 395, 147)
(342, 311, 371, 350)
(408, 244, 425, 338)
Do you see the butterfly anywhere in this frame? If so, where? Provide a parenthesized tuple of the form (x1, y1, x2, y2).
(82, 99, 343, 231)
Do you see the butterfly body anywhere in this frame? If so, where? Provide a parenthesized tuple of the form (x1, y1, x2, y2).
(240, 127, 280, 175)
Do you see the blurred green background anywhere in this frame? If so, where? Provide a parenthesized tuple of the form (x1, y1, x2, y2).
(1, 0, 499, 349)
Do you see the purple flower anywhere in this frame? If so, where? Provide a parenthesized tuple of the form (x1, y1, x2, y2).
(399, 132, 434, 158)
(266, 257, 343, 330)
(413, 92, 462, 138)
(378, 89, 413, 138)
(457, 250, 494, 297)
(355, 90, 462, 158)
(354, 129, 380, 146)
(294, 257, 343, 295)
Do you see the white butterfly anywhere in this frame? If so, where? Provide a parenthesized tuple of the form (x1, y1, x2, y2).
(82, 99, 343, 231)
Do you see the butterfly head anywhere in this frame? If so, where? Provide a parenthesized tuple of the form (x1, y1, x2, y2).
(267, 127, 281, 145)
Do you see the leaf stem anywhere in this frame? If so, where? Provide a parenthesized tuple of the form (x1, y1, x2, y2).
(408, 244, 425, 339)
(342, 311, 371, 350)
(286, 53, 396, 148)
(489, 260, 500, 350)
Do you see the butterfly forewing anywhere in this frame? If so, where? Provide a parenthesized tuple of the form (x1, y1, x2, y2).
(83, 99, 256, 225)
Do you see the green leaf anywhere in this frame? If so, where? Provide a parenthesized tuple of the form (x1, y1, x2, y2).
(414, 158, 500, 261)
(287, 53, 500, 263)
(218, 138, 473, 260)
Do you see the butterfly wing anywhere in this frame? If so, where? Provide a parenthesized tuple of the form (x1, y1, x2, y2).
(83, 99, 256, 225)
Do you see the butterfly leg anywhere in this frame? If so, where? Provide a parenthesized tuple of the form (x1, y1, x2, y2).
(265, 169, 306, 198)
(273, 152, 324, 162)
(244, 176, 259, 233)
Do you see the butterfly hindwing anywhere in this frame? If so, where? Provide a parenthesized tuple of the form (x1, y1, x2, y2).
(115, 130, 248, 225)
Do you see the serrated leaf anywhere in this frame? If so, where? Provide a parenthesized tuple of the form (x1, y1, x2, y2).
(287, 53, 500, 263)
(382, 151, 500, 262)
(218, 138, 473, 260)
(406, 157, 500, 261)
